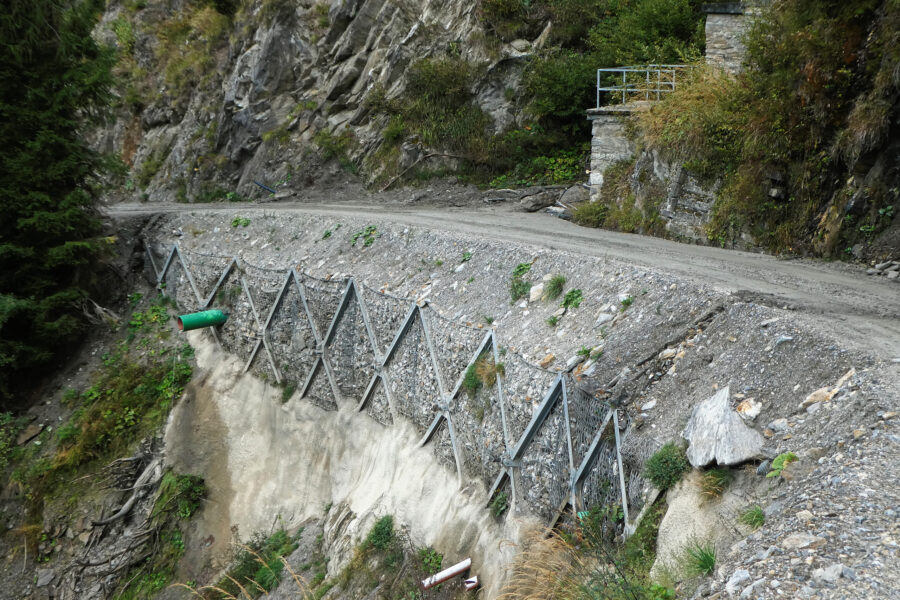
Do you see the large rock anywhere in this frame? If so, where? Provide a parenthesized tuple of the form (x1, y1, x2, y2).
(682, 387, 765, 467)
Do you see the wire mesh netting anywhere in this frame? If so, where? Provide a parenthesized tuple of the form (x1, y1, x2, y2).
(428, 417, 457, 472)
(501, 352, 558, 446)
(423, 308, 486, 393)
(565, 377, 611, 470)
(385, 313, 442, 436)
(207, 268, 258, 360)
(358, 284, 409, 356)
(265, 277, 317, 388)
(242, 263, 288, 325)
(326, 292, 376, 403)
(179, 248, 234, 305)
(519, 397, 572, 521)
(304, 360, 338, 411)
(298, 271, 344, 342)
(451, 379, 506, 488)
(580, 424, 620, 512)
(362, 376, 393, 426)
(162, 253, 200, 313)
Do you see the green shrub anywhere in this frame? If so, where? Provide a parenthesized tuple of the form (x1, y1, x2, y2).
(644, 443, 689, 490)
(699, 467, 732, 498)
(572, 201, 609, 227)
(153, 471, 207, 521)
(561, 288, 583, 309)
(509, 277, 531, 302)
(543, 274, 566, 301)
(767, 452, 798, 478)
(685, 540, 716, 576)
(490, 491, 508, 517)
(417, 547, 443, 575)
(364, 515, 395, 551)
(462, 363, 482, 398)
(739, 505, 765, 530)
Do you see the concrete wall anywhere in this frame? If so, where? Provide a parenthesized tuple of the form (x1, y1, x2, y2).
(588, 107, 638, 202)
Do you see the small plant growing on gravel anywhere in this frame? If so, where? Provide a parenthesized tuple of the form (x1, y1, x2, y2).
(280, 381, 297, 403)
(699, 467, 733, 498)
(490, 492, 509, 518)
(475, 355, 504, 387)
(546, 315, 560, 327)
(644, 443, 690, 490)
(544, 274, 566, 301)
(483, 315, 495, 324)
(767, 452, 798, 478)
(685, 540, 716, 576)
(462, 363, 482, 398)
(739, 505, 765, 529)
(561, 289, 583, 309)
(351, 225, 378, 247)
(461, 251, 473, 262)
(231, 216, 250, 227)
(620, 295, 634, 309)
(576, 345, 592, 358)
(509, 261, 533, 302)
(321, 228, 332, 239)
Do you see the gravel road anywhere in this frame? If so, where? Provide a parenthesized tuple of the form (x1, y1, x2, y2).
(108, 201, 900, 358)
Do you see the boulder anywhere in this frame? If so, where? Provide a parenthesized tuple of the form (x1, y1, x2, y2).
(559, 184, 589, 206)
(683, 387, 765, 467)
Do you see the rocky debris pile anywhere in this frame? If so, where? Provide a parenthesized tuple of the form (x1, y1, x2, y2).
(683, 387, 766, 467)
(866, 259, 900, 280)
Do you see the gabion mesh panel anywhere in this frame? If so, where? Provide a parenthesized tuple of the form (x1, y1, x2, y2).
(519, 397, 572, 521)
(424, 309, 486, 393)
(163, 254, 199, 313)
(451, 380, 506, 488)
(501, 353, 558, 446)
(363, 377, 393, 426)
(304, 361, 337, 411)
(243, 264, 288, 324)
(208, 269, 258, 360)
(386, 314, 441, 436)
(299, 272, 344, 342)
(429, 417, 457, 472)
(565, 377, 610, 469)
(326, 293, 375, 403)
(265, 279, 316, 387)
(180, 249, 233, 305)
(359, 284, 409, 355)
(581, 425, 620, 512)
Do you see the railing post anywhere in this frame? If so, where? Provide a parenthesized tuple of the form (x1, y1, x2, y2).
(621, 70, 626, 104)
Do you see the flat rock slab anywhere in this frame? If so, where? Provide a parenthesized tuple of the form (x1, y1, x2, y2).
(683, 387, 765, 467)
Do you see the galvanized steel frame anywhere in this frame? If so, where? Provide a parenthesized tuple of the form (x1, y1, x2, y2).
(147, 241, 644, 533)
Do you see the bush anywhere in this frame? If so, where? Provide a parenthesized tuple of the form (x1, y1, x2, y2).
(462, 363, 482, 398)
(644, 443, 689, 490)
(417, 547, 443, 575)
(561, 288, 583, 309)
(490, 491, 509, 517)
(699, 467, 732, 498)
(543, 274, 566, 301)
(685, 540, 716, 576)
(364, 515, 395, 551)
(739, 505, 765, 530)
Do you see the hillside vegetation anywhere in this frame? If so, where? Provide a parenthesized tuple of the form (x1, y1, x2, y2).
(631, 0, 899, 254)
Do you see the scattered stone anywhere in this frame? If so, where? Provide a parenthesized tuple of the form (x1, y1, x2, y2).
(875, 260, 893, 270)
(36, 569, 54, 587)
(757, 460, 771, 475)
(781, 533, 826, 550)
(800, 386, 832, 409)
(683, 387, 766, 467)
(726, 569, 751, 595)
(552, 307, 566, 318)
(842, 566, 857, 581)
(16, 423, 43, 446)
(740, 579, 765, 598)
(852, 429, 865, 439)
(796, 509, 813, 522)
(641, 399, 657, 411)
(769, 418, 789, 433)
(888, 271, 899, 279)
(774, 335, 794, 346)
(510, 38, 532, 52)
(812, 563, 844, 584)
(529, 283, 544, 303)
(595, 313, 614, 326)
(883, 411, 898, 420)
(539, 354, 555, 368)
(760, 318, 780, 327)
(658, 348, 677, 360)
(736, 398, 762, 421)
(565, 355, 585, 370)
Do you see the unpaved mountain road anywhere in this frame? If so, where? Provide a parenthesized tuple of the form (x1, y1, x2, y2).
(109, 201, 900, 358)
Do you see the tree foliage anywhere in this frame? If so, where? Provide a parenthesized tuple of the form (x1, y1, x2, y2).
(0, 0, 115, 405)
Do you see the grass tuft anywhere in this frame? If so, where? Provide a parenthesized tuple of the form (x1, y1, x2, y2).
(739, 505, 765, 530)
(699, 467, 733, 499)
(644, 443, 690, 491)
(543, 274, 566, 301)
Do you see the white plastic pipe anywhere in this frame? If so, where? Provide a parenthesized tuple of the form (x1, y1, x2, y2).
(421, 558, 472, 589)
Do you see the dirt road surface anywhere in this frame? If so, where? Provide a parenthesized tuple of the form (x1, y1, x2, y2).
(108, 201, 900, 358)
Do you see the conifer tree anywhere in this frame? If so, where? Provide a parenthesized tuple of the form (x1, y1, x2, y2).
(0, 0, 115, 404)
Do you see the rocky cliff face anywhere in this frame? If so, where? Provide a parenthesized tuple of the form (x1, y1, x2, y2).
(92, 0, 535, 203)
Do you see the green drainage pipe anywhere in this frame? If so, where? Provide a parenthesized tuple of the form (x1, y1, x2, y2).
(177, 310, 228, 331)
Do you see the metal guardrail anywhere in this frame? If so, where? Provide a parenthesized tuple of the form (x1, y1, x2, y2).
(596, 64, 692, 107)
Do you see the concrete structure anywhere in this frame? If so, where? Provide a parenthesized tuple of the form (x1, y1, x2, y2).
(703, 2, 764, 74)
(586, 104, 647, 202)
